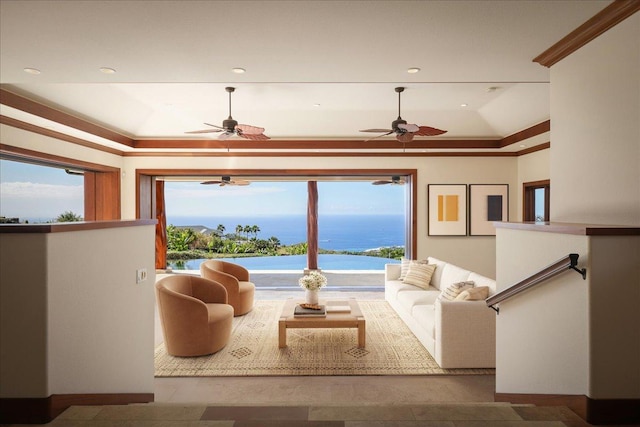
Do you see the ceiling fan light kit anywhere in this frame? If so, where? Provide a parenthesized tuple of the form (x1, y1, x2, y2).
(186, 87, 270, 140)
(360, 87, 447, 142)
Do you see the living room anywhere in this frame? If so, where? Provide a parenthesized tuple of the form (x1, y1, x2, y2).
(1, 1, 638, 425)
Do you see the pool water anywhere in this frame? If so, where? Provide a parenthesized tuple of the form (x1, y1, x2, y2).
(167, 254, 400, 271)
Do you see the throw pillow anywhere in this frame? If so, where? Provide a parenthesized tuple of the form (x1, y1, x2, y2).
(402, 263, 437, 289)
(399, 258, 428, 280)
(439, 280, 475, 301)
(454, 286, 490, 301)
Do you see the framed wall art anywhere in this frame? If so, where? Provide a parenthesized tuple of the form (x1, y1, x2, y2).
(428, 184, 467, 236)
(469, 184, 509, 236)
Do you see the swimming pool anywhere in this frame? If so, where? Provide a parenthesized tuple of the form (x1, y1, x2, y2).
(167, 254, 400, 271)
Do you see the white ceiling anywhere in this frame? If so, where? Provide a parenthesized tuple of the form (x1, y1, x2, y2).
(0, 0, 612, 152)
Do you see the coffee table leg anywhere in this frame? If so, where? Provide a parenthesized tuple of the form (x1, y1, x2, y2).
(278, 320, 287, 348)
(357, 318, 366, 348)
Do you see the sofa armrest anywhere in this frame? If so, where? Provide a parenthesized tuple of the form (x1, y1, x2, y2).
(385, 263, 401, 281)
(434, 299, 496, 368)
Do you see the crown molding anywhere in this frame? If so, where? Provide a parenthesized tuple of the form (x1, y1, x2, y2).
(533, 0, 640, 67)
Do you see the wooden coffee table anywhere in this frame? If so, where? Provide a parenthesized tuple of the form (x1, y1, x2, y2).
(278, 298, 366, 348)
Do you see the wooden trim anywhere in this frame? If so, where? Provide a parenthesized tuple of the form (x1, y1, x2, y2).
(499, 121, 550, 148)
(0, 219, 156, 233)
(0, 393, 154, 424)
(0, 89, 135, 147)
(522, 179, 550, 222)
(1, 115, 125, 156)
(0, 143, 120, 173)
(124, 150, 522, 158)
(516, 142, 550, 156)
(494, 221, 640, 236)
(533, 0, 640, 67)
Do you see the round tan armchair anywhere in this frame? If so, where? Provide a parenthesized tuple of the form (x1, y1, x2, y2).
(200, 260, 255, 316)
(155, 275, 234, 357)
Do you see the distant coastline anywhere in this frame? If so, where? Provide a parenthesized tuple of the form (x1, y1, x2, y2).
(167, 213, 405, 252)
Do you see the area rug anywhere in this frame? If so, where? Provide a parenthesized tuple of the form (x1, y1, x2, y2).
(154, 300, 495, 377)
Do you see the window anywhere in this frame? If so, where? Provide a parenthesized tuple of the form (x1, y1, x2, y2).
(523, 180, 550, 222)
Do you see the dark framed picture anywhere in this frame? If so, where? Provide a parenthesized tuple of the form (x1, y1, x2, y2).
(469, 184, 509, 236)
(428, 184, 467, 236)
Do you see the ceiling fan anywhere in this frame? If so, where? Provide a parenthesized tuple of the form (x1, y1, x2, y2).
(201, 176, 250, 186)
(372, 175, 406, 186)
(186, 87, 270, 140)
(360, 87, 447, 142)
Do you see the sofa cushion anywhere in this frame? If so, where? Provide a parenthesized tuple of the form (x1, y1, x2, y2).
(439, 263, 472, 289)
(439, 280, 475, 301)
(426, 257, 448, 290)
(397, 288, 440, 313)
(455, 286, 490, 301)
(400, 258, 428, 280)
(402, 263, 437, 289)
(386, 280, 424, 300)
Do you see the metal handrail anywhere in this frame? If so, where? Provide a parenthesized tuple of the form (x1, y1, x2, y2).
(486, 253, 586, 314)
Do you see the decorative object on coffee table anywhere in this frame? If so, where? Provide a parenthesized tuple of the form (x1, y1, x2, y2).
(298, 270, 327, 304)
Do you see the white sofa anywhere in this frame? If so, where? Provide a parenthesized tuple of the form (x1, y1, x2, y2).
(384, 257, 496, 368)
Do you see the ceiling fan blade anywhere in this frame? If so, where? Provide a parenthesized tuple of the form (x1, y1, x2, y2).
(364, 131, 394, 142)
(372, 180, 392, 185)
(360, 128, 393, 133)
(204, 122, 226, 130)
(185, 129, 223, 134)
(201, 180, 223, 185)
(237, 124, 265, 135)
(414, 126, 448, 136)
(397, 132, 414, 143)
(398, 123, 419, 133)
(218, 132, 234, 140)
(230, 179, 251, 186)
(239, 133, 270, 141)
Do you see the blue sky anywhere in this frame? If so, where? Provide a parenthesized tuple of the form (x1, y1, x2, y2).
(1, 159, 405, 221)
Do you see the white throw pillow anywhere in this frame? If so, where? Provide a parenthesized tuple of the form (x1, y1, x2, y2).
(402, 263, 437, 289)
(439, 281, 475, 301)
(399, 258, 428, 280)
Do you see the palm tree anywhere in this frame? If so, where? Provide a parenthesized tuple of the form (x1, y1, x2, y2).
(55, 211, 83, 222)
(216, 224, 226, 236)
(235, 224, 244, 238)
(243, 225, 252, 239)
(250, 225, 260, 239)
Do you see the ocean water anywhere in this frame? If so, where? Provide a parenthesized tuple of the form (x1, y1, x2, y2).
(167, 214, 405, 252)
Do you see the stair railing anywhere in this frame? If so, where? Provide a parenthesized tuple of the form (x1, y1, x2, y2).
(486, 253, 586, 314)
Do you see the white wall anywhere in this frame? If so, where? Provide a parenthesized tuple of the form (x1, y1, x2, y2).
(0, 224, 156, 398)
(123, 155, 519, 278)
(550, 14, 640, 225)
(495, 228, 589, 395)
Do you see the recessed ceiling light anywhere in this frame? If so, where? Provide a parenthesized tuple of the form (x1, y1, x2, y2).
(232, 67, 246, 74)
(460, 103, 468, 107)
(313, 103, 321, 107)
(487, 86, 501, 92)
(520, 144, 526, 148)
(23, 68, 41, 75)
(407, 67, 421, 74)
(99, 67, 116, 74)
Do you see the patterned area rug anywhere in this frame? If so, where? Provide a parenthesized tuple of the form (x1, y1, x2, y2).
(155, 300, 495, 376)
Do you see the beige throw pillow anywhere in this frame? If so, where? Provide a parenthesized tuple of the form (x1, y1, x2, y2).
(399, 258, 428, 280)
(454, 286, 490, 301)
(402, 263, 437, 289)
(439, 281, 475, 301)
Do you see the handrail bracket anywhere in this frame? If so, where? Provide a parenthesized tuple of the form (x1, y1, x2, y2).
(569, 253, 587, 280)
